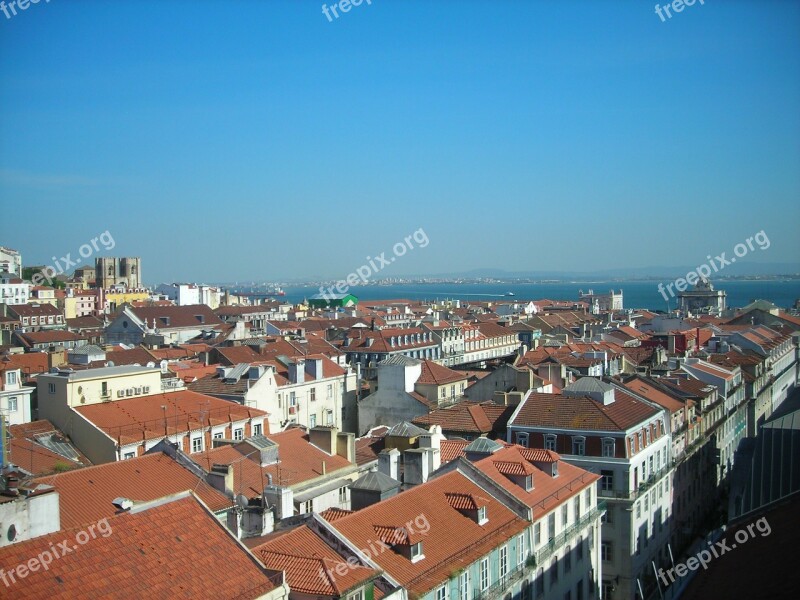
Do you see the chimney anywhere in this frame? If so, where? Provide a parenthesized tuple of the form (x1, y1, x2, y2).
(288, 359, 305, 384)
(208, 464, 235, 495)
(336, 432, 356, 462)
(378, 448, 400, 480)
(306, 358, 324, 380)
(309, 426, 337, 454)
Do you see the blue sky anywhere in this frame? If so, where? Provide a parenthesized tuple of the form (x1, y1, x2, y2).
(1, 0, 799, 284)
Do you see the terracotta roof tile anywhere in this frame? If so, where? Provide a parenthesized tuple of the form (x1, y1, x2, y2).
(34, 452, 233, 529)
(0, 494, 278, 599)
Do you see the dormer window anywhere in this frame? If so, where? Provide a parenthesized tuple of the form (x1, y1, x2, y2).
(524, 475, 533, 491)
(477, 506, 488, 525)
(544, 435, 557, 451)
(410, 542, 424, 563)
(572, 436, 586, 456)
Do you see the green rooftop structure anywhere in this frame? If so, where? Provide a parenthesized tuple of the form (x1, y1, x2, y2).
(307, 292, 358, 308)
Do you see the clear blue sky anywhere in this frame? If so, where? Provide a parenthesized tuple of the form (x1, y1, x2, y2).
(1, 0, 799, 284)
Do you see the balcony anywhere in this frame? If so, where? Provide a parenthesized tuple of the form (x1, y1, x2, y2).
(472, 562, 527, 600)
(532, 503, 605, 567)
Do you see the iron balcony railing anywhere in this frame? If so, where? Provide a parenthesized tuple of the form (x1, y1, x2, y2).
(531, 503, 605, 567)
(472, 562, 528, 600)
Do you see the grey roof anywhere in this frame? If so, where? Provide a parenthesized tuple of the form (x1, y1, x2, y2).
(39, 364, 159, 380)
(67, 345, 105, 355)
(244, 434, 278, 450)
(386, 421, 429, 438)
(464, 437, 503, 454)
(224, 363, 250, 382)
(380, 355, 422, 367)
(350, 470, 401, 492)
(564, 377, 614, 394)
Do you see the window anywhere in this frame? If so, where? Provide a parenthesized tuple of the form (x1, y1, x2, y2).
(310, 388, 316, 402)
(665, 477, 670, 492)
(601, 541, 612, 562)
(562, 505, 568, 526)
(517, 432, 529, 448)
(576, 536, 584, 560)
(600, 470, 613, 491)
(460, 570, 470, 600)
(517, 534, 526, 566)
(411, 542, 423, 561)
(289, 392, 296, 407)
(635, 502, 641, 518)
(253, 424, 262, 436)
(572, 437, 585, 456)
(534, 523, 541, 546)
(601, 581, 614, 600)
(7, 397, 18, 412)
(6, 372, 17, 385)
(645, 429, 651, 445)
(48, 383, 55, 394)
(123, 452, 135, 460)
(525, 474, 533, 491)
(441, 387, 446, 398)
(550, 557, 558, 584)
(565, 545, 571, 573)
(348, 590, 365, 600)
(585, 488, 591, 506)
(310, 414, 317, 428)
(604, 505, 612, 525)
(339, 487, 347, 504)
(234, 428, 244, 441)
(480, 558, 489, 590)
(644, 496, 649, 511)
(574, 496, 581, 521)
(544, 435, 557, 451)
(327, 384, 333, 399)
(602, 438, 615, 458)
(477, 506, 488, 524)
(638, 432, 643, 450)
(213, 431, 223, 440)
(192, 437, 203, 453)
(500, 545, 508, 577)
(548, 513, 556, 541)
(535, 569, 545, 598)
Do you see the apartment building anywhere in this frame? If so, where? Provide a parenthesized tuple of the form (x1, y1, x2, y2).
(507, 379, 672, 600)
(189, 355, 358, 434)
(0, 274, 29, 305)
(0, 366, 33, 425)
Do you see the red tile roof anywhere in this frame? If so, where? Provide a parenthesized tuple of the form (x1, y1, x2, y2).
(331, 470, 529, 595)
(472, 445, 599, 518)
(192, 428, 354, 496)
(511, 389, 661, 432)
(7, 420, 89, 476)
(127, 304, 224, 329)
(74, 390, 266, 445)
(412, 401, 515, 435)
(256, 525, 377, 595)
(417, 360, 468, 385)
(0, 493, 280, 599)
(34, 452, 233, 529)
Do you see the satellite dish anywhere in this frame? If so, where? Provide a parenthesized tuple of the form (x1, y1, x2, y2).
(235, 494, 249, 509)
(106, 361, 115, 367)
(146, 361, 156, 368)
